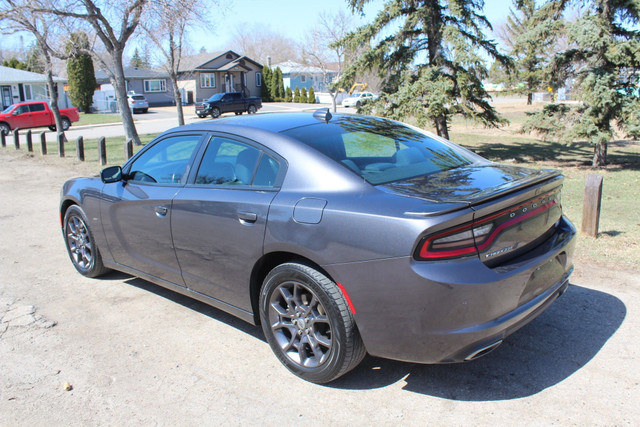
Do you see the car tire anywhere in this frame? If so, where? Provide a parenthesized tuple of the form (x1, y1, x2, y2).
(211, 107, 221, 118)
(63, 205, 110, 278)
(259, 262, 366, 383)
(48, 125, 56, 131)
(248, 104, 257, 114)
(235, 111, 243, 115)
(197, 113, 207, 118)
(0, 123, 10, 135)
(61, 117, 71, 130)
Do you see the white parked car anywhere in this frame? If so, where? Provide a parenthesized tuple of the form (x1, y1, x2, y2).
(342, 92, 377, 107)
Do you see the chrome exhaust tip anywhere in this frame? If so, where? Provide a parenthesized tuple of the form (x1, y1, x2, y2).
(465, 340, 503, 361)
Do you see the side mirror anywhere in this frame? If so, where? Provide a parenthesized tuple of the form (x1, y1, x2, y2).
(101, 166, 123, 183)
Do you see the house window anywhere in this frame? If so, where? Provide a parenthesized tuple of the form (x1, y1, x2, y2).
(243, 73, 247, 87)
(144, 79, 166, 92)
(256, 72, 262, 87)
(301, 75, 306, 83)
(200, 73, 216, 88)
(23, 84, 33, 100)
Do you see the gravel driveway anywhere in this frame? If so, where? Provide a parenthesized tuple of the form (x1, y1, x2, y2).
(1, 149, 638, 425)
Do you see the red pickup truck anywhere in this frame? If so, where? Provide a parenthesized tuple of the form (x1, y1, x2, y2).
(0, 101, 80, 135)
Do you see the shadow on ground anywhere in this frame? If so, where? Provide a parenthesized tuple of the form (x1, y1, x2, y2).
(98, 273, 625, 400)
(331, 283, 625, 399)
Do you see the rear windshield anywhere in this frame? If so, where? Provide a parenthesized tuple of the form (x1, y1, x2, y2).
(131, 95, 146, 100)
(281, 116, 476, 185)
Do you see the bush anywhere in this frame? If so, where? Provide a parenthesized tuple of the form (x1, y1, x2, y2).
(300, 87, 308, 103)
(294, 87, 300, 103)
(285, 87, 293, 102)
(308, 87, 316, 103)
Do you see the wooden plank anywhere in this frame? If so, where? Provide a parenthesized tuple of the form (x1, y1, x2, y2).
(581, 174, 603, 237)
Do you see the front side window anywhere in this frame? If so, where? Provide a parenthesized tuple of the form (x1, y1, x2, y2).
(195, 137, 280, 187)
(144, 79, 166, 92)
(128, 134, 201, 185)
(200, 73, 216, 88)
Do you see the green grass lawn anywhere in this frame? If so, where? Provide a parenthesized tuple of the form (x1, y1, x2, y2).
(75, 112, 123, 127)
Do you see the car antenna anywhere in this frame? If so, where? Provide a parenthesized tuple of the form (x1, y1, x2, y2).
(313, 108, 332, 124)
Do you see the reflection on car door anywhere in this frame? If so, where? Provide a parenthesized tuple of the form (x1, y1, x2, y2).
(100, 134, 203, 285)
(171, 136, 281, 312)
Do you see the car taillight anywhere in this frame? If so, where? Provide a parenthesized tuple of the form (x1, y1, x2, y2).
(417, 222, 494, 259)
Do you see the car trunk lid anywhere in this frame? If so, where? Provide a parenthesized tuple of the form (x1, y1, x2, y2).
(380, 164, 564, 265)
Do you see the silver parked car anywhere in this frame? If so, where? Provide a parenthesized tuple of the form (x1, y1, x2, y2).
(60, 109, 576, 383)
(127, 93, 149, 114)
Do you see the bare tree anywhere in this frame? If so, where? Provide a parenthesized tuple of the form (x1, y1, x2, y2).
(229, 24, 301, 65)
(139, 0, 205, 126)
(303, 11, 355, 112)
(35, 0, 147, 145)
(1, 0, 69, 137)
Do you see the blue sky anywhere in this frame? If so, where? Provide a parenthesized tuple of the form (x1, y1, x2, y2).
(208, 0, 511, 50)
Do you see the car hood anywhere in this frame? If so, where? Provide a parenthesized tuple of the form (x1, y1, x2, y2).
(377, 163, 560, 206)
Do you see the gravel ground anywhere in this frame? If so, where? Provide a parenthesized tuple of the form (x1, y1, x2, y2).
(1, 149, 638, 425)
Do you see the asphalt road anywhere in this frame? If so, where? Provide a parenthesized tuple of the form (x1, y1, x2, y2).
(0, 148, 639, 425)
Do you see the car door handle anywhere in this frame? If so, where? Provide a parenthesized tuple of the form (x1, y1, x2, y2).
(154, 205, 168, 217)
(238, 211, 257, 223)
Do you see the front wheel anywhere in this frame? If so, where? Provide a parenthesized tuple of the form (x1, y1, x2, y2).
(48, 125, 56, 131)
(259, 262, 366, 383)
(248, 104, 257, 114)
(210, 107, 221, 118)
(63, 205, 109, 278)
(0, 123, 10, 135)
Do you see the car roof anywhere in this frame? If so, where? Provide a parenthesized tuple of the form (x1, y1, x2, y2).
(178, 111, 348, 134)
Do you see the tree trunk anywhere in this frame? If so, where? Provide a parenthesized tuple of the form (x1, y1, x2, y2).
(527, 92, 533, 105)
(112, 52, 141, 145)
(434, 115, 449, 140)
(170, 74, 184, 126)
(42, 48, 66, 141)
(592, 141, 607, 167)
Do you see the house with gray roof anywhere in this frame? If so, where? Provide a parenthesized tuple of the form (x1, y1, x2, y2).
(177, 51, 263, 103)
(0, 65, 70, 110)
(94, 66, 172, 107)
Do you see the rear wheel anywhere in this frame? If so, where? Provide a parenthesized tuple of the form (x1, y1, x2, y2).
(248, 104, 257, 114)
(259, 262, 366, 383)
(63, 205, 109, 278)
(211, 107, 221, 118)
(61, 117, 71, 130)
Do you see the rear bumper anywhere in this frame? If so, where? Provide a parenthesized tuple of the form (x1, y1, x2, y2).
(324, 215, 577, 364)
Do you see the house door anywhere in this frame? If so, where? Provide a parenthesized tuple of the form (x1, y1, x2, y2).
(225, 73, 234, 92)
(1, 86, 12, 109)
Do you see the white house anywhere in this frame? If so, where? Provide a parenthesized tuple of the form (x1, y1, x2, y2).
(0, 66, 71, 110)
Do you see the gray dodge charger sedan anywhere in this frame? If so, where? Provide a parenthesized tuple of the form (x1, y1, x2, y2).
(60, 110, 576, 383)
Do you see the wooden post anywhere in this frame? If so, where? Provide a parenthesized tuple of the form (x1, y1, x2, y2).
(581, 174, 603, 237)
(124, 139, 133, 160)
(98, 136, 107, 165)
(58, 132, 65, 157)
(1, 130, 5, 147)
(13, 129, 20, 149)
(40, 131, 47, 155)
(26, 130, 33, 152)
(76, 136, 84, 161)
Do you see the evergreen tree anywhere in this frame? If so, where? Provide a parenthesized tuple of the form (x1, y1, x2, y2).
(294, 86, 301, 103)
(301, 87, 308, 103)
(3, 57, 28, 70)
(262, 66, 272, 101)
(339, 0, 511, 139)
(523, 0, 640, 166)
(499, 0, 564, 104)
(66, 32, 97, 113)
(285, 86, 293, 102)
(274, 67, 285, 100)
(308, 86, 316, 103)
(130, 48, 148, 68)
(269, 67, 279, 101)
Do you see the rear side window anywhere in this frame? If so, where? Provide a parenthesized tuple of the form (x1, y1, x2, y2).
(29, 103, 46, 112)
(195, 137, 280, 187)
(281, 116, 476, 185)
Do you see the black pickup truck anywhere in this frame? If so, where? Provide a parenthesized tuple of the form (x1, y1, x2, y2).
(195, 92, 262, 118)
